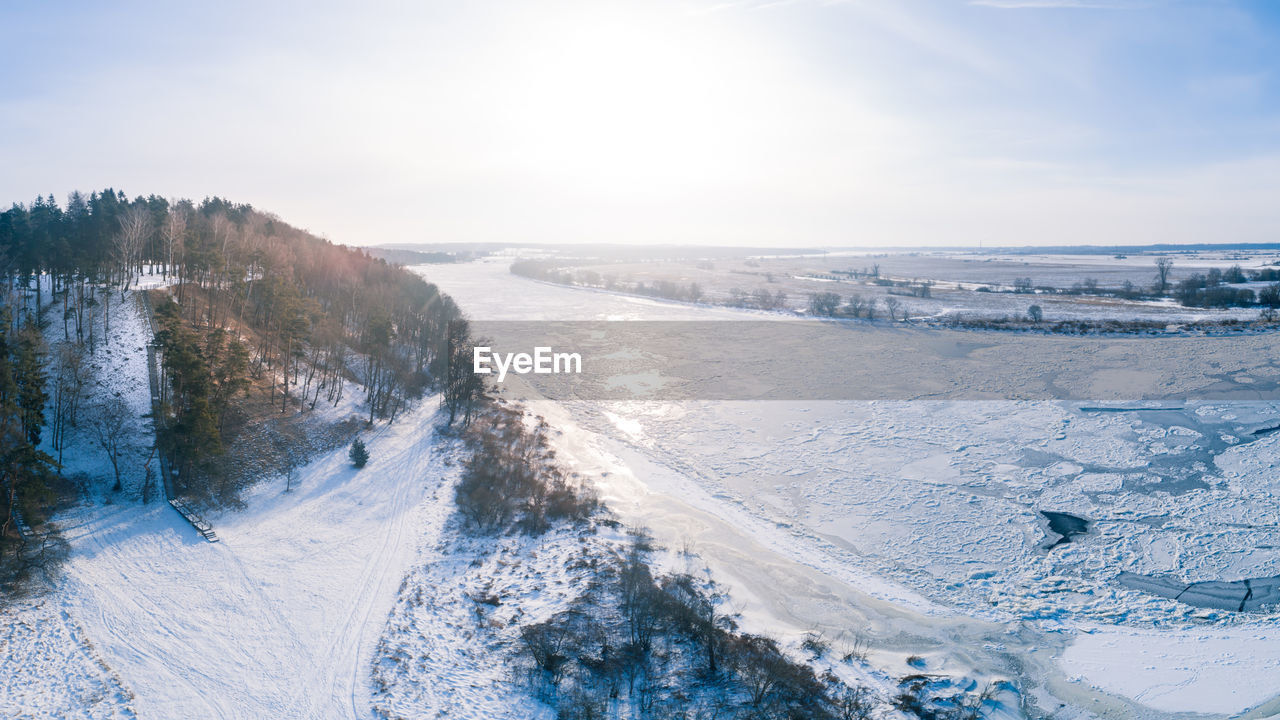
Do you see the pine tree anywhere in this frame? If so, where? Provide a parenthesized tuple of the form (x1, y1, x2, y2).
(14, 322, 48, 446)
(349, 438, 369, 469)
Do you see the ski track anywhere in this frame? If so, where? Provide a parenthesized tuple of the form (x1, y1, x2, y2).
(52, 399, 445, 720)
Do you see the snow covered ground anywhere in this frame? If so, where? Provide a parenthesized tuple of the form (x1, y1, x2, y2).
(370, 505, 598, 720)
(532, 248, 1280, 324)
(415, 257, 1280, 718)
(52, 394, 440, 719)
(43, 277, 167, 497)
(0, 596, 136, 720)
(1060, 624, 1280, 715)
(3, 272, 446, 719)
(9, 259, 1280, 718)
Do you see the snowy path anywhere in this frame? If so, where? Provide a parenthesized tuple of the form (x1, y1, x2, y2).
(55, 400, 445, 720)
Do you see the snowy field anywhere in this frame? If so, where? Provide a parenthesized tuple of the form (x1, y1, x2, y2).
(50, 386, 442, 720)
(0, 596, 136, 720)
(416, 257, 1280, 718)
(4, 274, 444, 719)
(537, 249, 1279, 323)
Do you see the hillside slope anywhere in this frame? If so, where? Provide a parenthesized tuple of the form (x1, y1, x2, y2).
(53, 397, 445, 719)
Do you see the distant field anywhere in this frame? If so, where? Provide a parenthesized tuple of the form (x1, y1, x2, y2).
(514, 248, 1280, 324)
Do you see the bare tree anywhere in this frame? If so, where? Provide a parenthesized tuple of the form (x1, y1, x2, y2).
(808, 292, 841, 317)
(840, 632, 872, 663)
(443, 320, 485, 426)
(162, 203, 188, 280)
(884, 296, 901, 321)
(210, 211, 236, 286)
(1155, 256, 1175, 295)
(831, 684, 874, 720)
(750, 288, 774, 310)
(114, 205, 152, 293)
(519, 621, 572, 685)
(91, 397, 134, 492)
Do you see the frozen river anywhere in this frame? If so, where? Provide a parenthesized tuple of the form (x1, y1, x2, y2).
(416, 258, 1280, 718)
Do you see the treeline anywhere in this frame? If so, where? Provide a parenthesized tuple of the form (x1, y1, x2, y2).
(984, 262, 1280, 311)
(832, 263, 881, 279)
(510, 260, 705, 304)
(807, 291, 908, 321)
(728, 287, 788, 310)
(0, 305, 65, 596)
(926, 313, 1276, 336)
(1, 189, 468, 507)
(1173, 265, 1274, 309)
(364, 247, 461, 266)
(510, 259, 583, 286)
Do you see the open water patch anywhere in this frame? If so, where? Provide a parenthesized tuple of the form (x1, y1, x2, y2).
(1040, 511, 1089, 549)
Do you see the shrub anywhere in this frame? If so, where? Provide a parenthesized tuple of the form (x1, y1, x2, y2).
(349, 438, 369, 468)
(802, 630, 831, 658)
(455, 402, 597, 534)
(510, 535, 880, 720)
(809, 292, 842, 317)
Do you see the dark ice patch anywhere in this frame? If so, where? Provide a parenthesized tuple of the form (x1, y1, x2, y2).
(1117, 572, 1280, 612)
(1040, 511, 1089, 549)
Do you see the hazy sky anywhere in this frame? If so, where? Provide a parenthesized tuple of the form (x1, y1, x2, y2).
(3, 0, 1279, 247)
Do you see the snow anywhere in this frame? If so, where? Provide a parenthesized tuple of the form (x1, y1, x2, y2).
(0, 597, 136, 720)
(3, 274, 160, 718)
(371, 512, 592, 720)
(413, 257, 1280, 718)
(6, 270, 453, 719)
(1060, 625, 1280, 715)
(10, 259, 1280, 718)
(43, 288, 155, 495)
(536, 249, 1280, 323)
(52, 397, 443, 719)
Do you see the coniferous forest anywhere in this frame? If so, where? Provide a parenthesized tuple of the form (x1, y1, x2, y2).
(0, 190, 467, 593)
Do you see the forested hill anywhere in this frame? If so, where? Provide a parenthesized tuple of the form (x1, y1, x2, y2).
(1, 189, 467, 593)
(1, 190, 464, 404)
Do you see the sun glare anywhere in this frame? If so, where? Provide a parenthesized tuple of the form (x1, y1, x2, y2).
(494, 9, 755, 195)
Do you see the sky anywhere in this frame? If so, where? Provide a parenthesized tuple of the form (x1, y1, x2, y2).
(2, 0, 1279, 248)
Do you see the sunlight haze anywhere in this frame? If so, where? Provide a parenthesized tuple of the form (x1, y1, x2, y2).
(2, 0, 1279, 247)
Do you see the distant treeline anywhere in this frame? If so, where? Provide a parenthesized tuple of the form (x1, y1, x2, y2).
(365, 247, 462, 266)
(974, 263, 1280, 311)
(510, 260, 706, 303)
(1175, 265, 1275, 308)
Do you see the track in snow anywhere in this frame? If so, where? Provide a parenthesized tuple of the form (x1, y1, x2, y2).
(55, 400, 447, 720)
